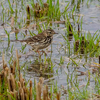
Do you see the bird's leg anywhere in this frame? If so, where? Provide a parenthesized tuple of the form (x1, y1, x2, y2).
(35, 50, 47, 56)
(33, 48, 41, 56)
(36, 50, 41, 56)
(34, 48, 47, 56)
(41, 50, 47, 56)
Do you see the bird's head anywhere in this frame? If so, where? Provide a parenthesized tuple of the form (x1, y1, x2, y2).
(43, 29, 58, 37)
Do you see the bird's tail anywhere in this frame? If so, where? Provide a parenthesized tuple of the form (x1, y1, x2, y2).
(10, 40, 26, 42)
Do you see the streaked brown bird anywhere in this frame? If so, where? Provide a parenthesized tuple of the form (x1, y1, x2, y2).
(17, 29, 57, 51)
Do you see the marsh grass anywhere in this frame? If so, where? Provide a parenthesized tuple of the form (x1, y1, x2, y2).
(8, 0, 14, 14)
(30, 54, 54, 74)
(29, 0, 61, 19)
(63, 18, 100, 57)
(47, 0, 60, 19)
(4, 27, 10, 42)
(1, 0, 100, 99)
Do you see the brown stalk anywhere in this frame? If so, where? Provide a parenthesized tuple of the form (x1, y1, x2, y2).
(26, 5, 30, 26)
(13, 60, 16, 75)
(10, 65, 13, 74)
(29, 80, 32, 100)
(0, 74, 1, 93)
(10, 91, 14, 100)
(10, 78, 13, 91)
(99, 56, 100, 64)
(14, 27, 20, 34)
(14, 89, 18, 100)
(22, 81, 26, 90)
(16, 49, 20, 81)
(10, 73, 15, 91)
(20, 74, 24, 87)
(23, 86, 29, 100)
(80, 40, 85, 54)
(4, 71, 7, 88)
(4, 70, 7, 78)
(0, 71, 5, 93)
(98, 56, 100, 73)
(5, 67, 9, 76)
(56, 91, 60, 100)
(19, 87, 23, 100)
(4, 63, 8, 70)
(44, 3, 48, 8)
(21, 88, 25, 100)
(7, 75, 11, 91)
(2, 52, 5, 69)
(11, 16, 14, 29)
(25, 93, 28, 100)
(18, 81, 21, 99)
(38, 82, 41, 100)
(18, 81, 21, 88)
(43, 89, 46, 100)
(78, 24, 80, 36)
(0, 72, 4, 94)
(75, 40, 79, 52)
(36, 80, 40, 100)
(48, 97, 50, 100)
(46, 85, 48, 100)
(26, 5, 30, 19)
(7, 89, 11, 100)
(39, 77, 44, 84)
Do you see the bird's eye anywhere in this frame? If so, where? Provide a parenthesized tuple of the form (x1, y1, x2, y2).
(48, 31, 51, 34)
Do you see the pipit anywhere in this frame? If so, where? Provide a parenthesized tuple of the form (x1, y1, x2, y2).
(17, 29, 57, 52)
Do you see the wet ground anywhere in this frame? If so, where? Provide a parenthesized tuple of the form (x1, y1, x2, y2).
(0, 0, 100, 99)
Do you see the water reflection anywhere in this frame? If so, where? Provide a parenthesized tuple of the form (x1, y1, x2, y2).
(27, 58, 54, 79)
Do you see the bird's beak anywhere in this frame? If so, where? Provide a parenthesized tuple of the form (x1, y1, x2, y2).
(54, 32, 58, 34)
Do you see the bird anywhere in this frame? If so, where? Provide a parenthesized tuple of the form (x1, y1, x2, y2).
(14, 29, 58, 52)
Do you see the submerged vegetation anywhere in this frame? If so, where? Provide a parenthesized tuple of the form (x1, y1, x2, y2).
(0, 0, 100, 99)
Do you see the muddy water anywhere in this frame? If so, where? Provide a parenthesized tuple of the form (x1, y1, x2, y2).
(0, 0, 100, 99)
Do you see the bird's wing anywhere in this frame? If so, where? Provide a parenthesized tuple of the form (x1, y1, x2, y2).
(24, 33, 45, 43)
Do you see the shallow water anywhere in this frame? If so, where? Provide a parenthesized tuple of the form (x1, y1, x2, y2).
(0, 0, 100, 99)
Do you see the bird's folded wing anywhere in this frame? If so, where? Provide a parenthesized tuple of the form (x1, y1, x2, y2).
(25, 33, 45, 43)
